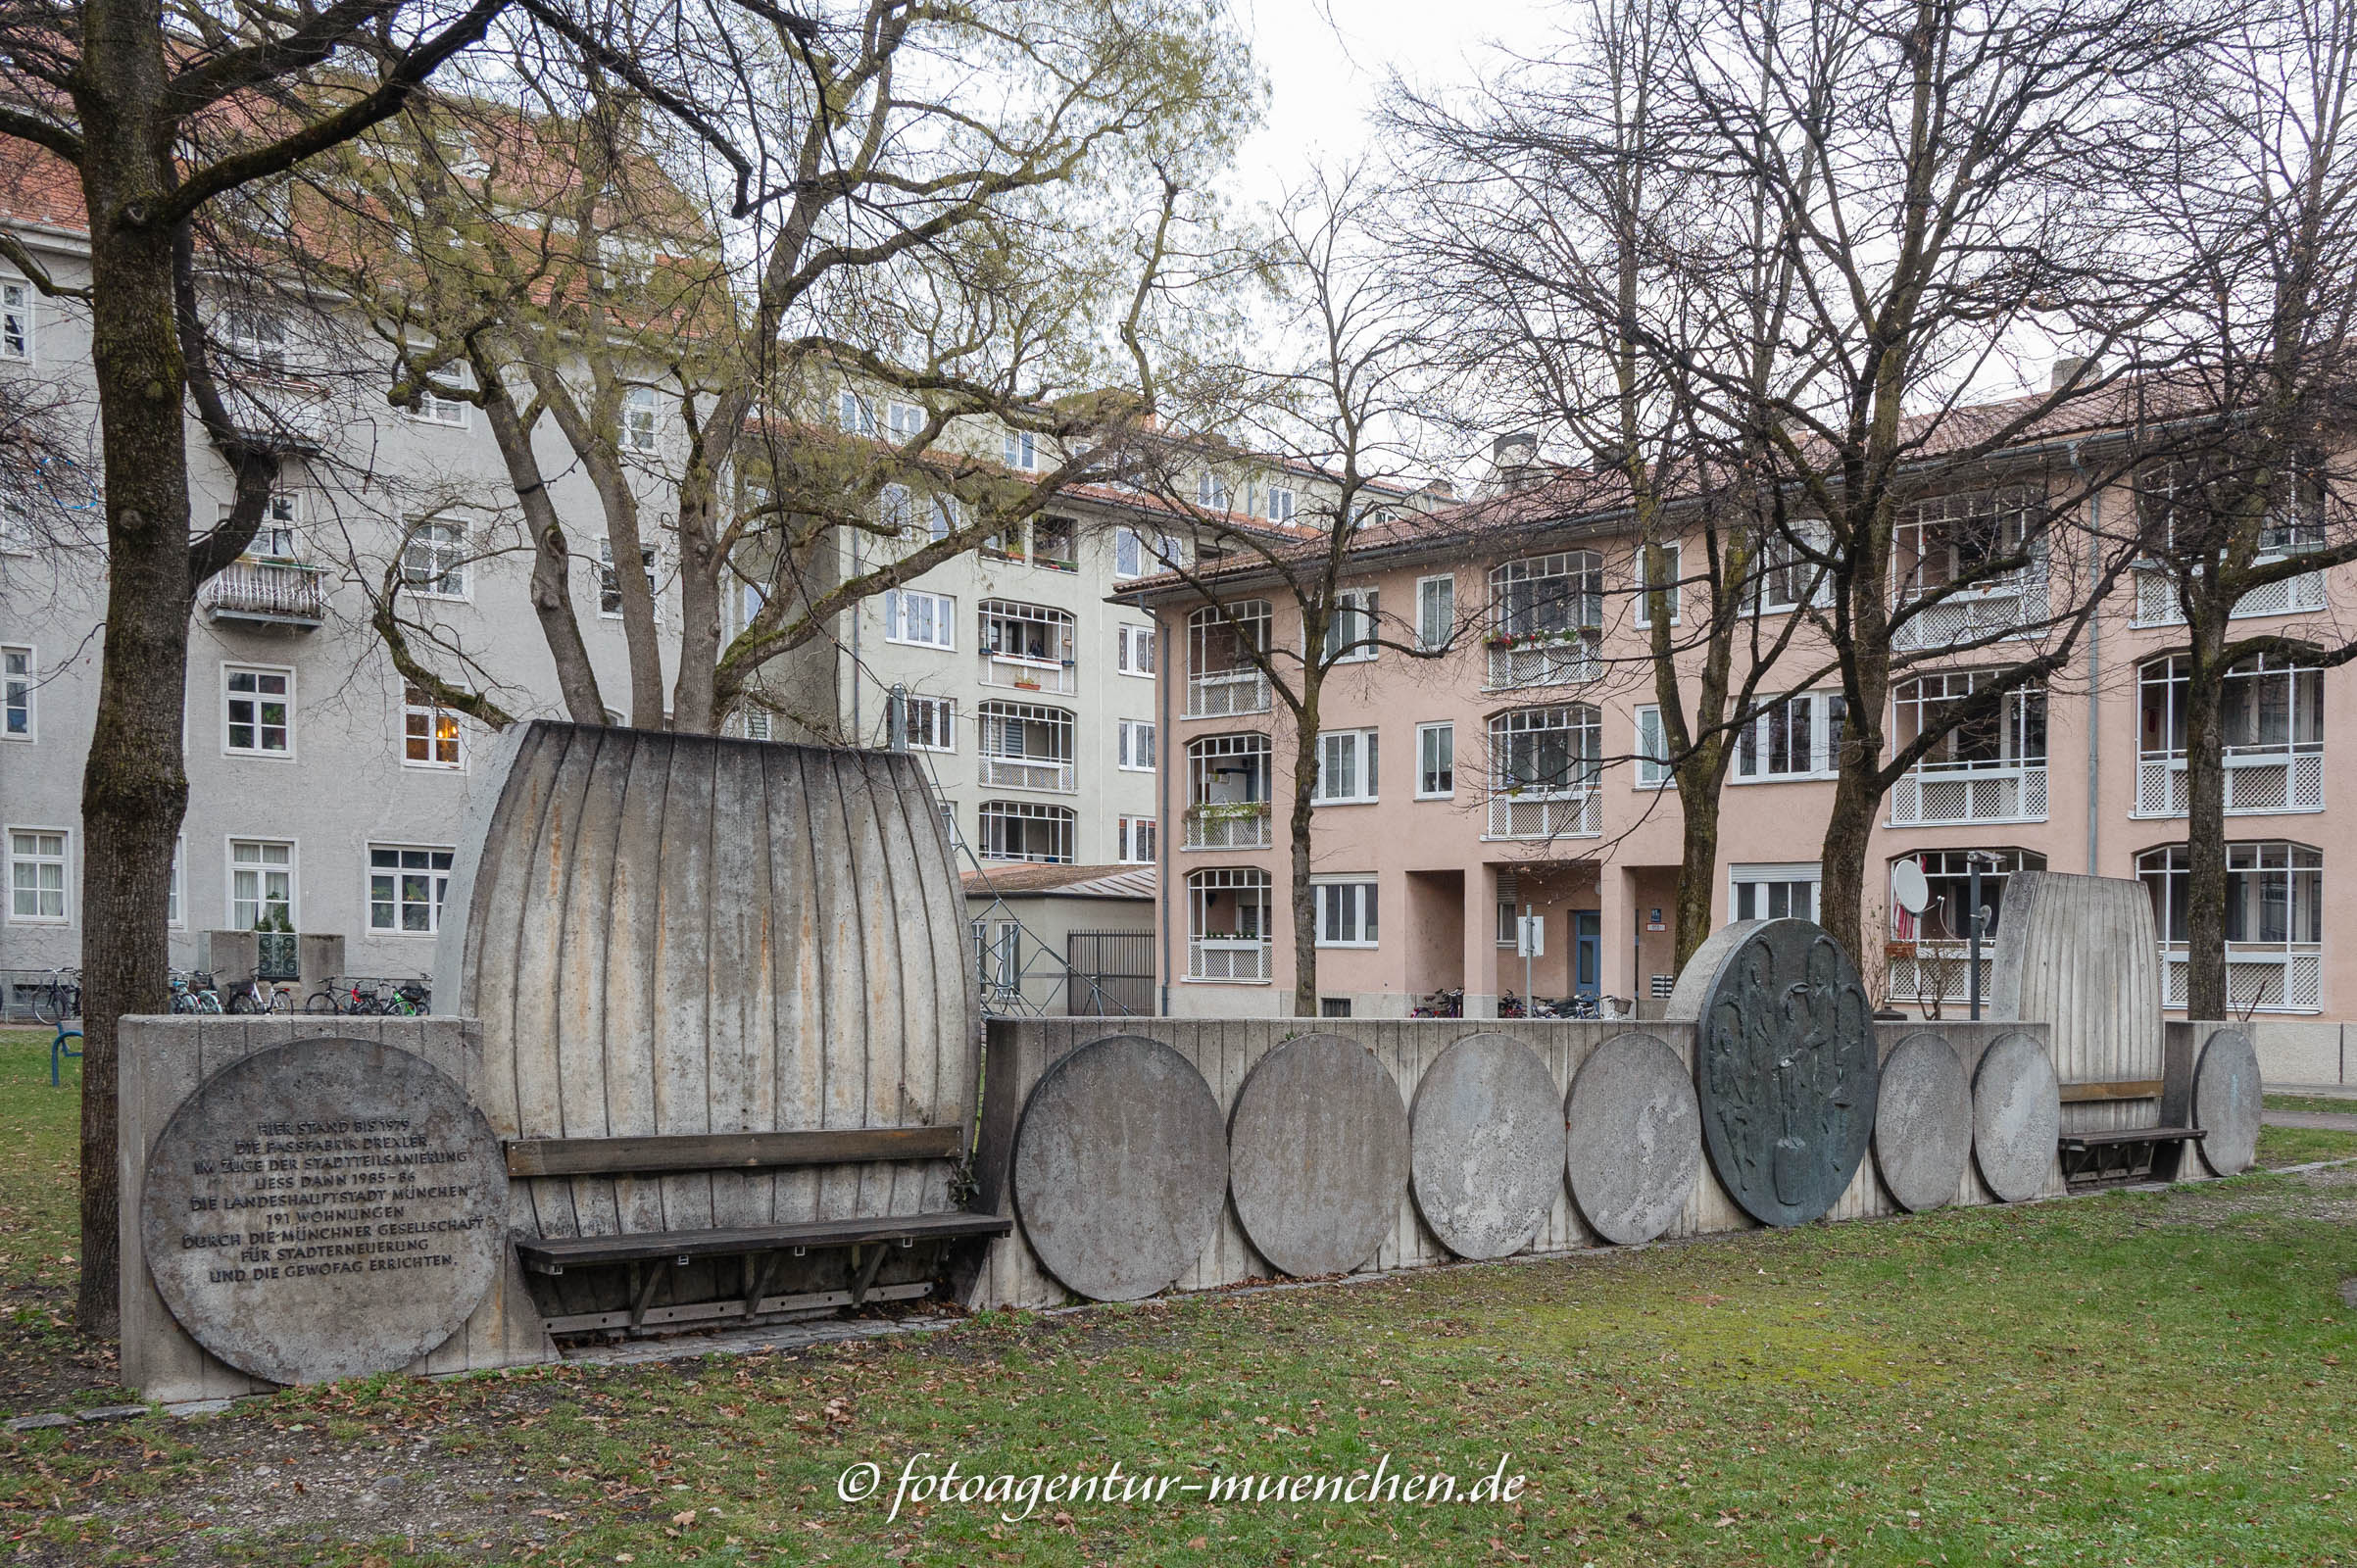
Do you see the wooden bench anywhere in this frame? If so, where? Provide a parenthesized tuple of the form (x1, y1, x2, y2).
(504, 1127, 1010, 1333)
(2055, 1082, 2204, 1184)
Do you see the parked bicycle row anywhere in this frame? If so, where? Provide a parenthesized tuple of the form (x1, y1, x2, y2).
(1410, 987, 1630, 1020)
(164, 969, 430, 1016)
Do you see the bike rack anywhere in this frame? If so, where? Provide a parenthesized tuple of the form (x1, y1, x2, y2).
(50, 1023, 82, 1087)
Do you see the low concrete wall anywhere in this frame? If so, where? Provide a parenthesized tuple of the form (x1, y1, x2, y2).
(2240, 1019, 2350, 1086)
(969, 1016, 2061, 1312)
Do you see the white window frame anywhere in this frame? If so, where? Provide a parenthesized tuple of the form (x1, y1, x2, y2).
(410, 365, 469, 427)
(1312, 876, 1380, 949)
(1416, 573, 1454, 653)
(1117, 815, 1156, 864)
(0, 489, 32, 555)
(839, 389, 876, 435)
(1313, 727, 1380, 805)
(401, 519, 470, 600)
(1117, 623, 1156, 676)
(599, 537, 661, 619)
(1636, 542, 1681, 627)
(1117, 718, 1156, 772)
(887, 401, 926, 441)
(1113, 526, 1147, 579)
(977, 800, 1075, 863)
(1197, 471, 1231, 512)
(246, 489, 303, 561)
(622, 386, 660, 452)
(7, 827, 69, 924)
(903, 694, 956, 752)
(226, 837, 298, 930)
(1729, 862, 1820, 924)
(368, 844, 455, 936)
(0, 277, 32, 362)
(878, 482, 914, 536)
(1635, 705, 1675, 789)
(221, 663, 295, 760)
(168, 837, 184, 929)
(219, 306, 289, 375)
(1325, 587, 1380, 664)
(3, 644, 32, 742)
(883, 588, 956, 650)
(1415, 721, 1454, 799)
(1753, 522, 1834, 613)
(1734, 691, 1845, 782)
(1003, 429, 1037, 471)
(403, 683, 466, 770)
(1266, 484, 1297, 523)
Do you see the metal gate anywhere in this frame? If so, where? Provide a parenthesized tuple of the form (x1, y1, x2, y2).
(1065, 930, 1154, 1016)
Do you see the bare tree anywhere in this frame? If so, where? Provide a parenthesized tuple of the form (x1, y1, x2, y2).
(0, 0, 509, 1334)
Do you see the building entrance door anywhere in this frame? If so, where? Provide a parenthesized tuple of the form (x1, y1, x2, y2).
(1574, 910, 1600, 999)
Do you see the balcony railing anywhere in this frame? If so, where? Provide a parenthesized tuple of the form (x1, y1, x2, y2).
(1485, 788, 1600, 841)
(201, 560, 330, 628)
(2160, 943, 2322, 1014)
(2134, 560, 2327, 626)
(1891, 575, 2045, 650)
(1188, 936, 1272, 981)
(1884, 941, 1994, 1007)
(978, 651, 1075, 695)
(1185, 668, 1271, 717)
(1184, 803, 1272, 850)
(1485, 632, 1599, 691)
(1885, 763, 2047, 826)
(978, 756, 1076, 793)
(2135, 749, 2324, 817)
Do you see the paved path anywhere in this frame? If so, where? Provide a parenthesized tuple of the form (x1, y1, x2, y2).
(2264, 1108, 2357, 1132)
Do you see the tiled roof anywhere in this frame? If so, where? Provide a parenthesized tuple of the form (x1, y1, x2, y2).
(0, 149, 87, 235)
(961, 863, 1155, 899)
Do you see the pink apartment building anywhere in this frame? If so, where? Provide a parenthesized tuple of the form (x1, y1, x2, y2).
(1121, 451, 2348, 1021)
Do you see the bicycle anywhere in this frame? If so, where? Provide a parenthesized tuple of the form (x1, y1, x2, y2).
(32, 966, 80, 1025)
(1409, 987, 1465, 1018)
(227, 967, 297, 1014)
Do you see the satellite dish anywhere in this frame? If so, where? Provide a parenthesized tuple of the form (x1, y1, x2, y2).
(1891, 861, 1931, 917)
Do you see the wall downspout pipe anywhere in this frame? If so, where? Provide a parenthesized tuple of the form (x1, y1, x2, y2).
(2068, 439, 2102, 874)
(1156, 605, 1173, 1015)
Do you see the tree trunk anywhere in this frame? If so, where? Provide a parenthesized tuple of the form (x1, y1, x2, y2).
(1670, 772, 1721, 970)
(670, 484, 722, 733)
(476, 374, 606, 723)
(1288, 703, 1320, 1019)
(2183, 612, 2230, 1020)
(73, 18, 190, 1334)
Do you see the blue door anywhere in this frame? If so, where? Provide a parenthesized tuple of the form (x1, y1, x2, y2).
(1574, 910, 1601, 998)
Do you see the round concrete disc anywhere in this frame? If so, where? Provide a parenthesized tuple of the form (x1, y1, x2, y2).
(1565, 1032, 1702, 1246)
(1408, 1034, 1564, 1260)
(1972, 1032, 2061, 1203)
(1012, 1036, 1227, 1301)
(1228, 1034, 1409, 1278)
(2194, 1027, 2263, 1176)
(1873, 1032, 1972, 1212)
(139, 1038, 508, 1387)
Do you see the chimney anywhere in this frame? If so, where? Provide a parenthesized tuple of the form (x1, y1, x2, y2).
(2050, 355, 2095, 392)
(1490, 431, 1539, 492)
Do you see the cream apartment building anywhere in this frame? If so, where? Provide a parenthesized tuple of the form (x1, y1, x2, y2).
(1126, 431, 2348, 1021)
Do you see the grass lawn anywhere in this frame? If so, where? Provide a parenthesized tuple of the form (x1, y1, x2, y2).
(3, 1028, 2355, 1566)
(2267, 1093, 2357, 1116)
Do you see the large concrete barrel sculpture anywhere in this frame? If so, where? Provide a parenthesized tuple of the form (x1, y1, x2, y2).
(1989, 870, 2163, 1136)
(433, 722, 979, 1321)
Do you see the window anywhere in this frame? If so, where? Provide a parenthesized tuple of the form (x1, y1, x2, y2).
(1118, 718, 1156, 771)
(220, 308, 288, 374)
(1188, 732, 1272, 806)
(2138, 653, 2323, 761)
(1266, 485, 1296, 523)
(1490, 705, 1600, 794)
(980, 600, 1074, 673)
(1635, 705, 1673, 788)
(1197, 471, 1231, 512)
(622, 387, 660, 452)
(839, 390, 876, 435)
(1416, 574, 1454, 652)
(8, 829, 66, 922)
(1114, 526, 1179, 579)
(1186, 602, 1272, 716)
(222, 665, 292, 757)
(0, 490, 31, 554)
(903, 694, 956, 751)
(368, 845, 454, 934)
(973, 918, 1020, 993)
(879, 483, 914, 536)
(874, 588, 951, 651)
(1117, 623, 1155, 675)
(938, 803, 961, 848)
(412, 367, 468, 426)
(2139, 841, 2322, 946)
(599, 537, 659, 617)
(401, 520, 468, 598)
(1894, 488, 2042, 600)
(1324, 588, 1379, 663)
(978, 801, 1075, 862)
(1314, 728, 1379, 804)
(1118, 815, 1156, 863)
(1892, 672, 2045, 772)
(228, 839, 295, 929)
(403, 683, 464, 769)
(1032, 515, 1076, 571)
(1492, 552, 1602, 639)
(1416, 722, 1454, 798)
(168, 838, 184, 928)
(1729, 862, 1818, 923)
(978, 702, 1075, 790)
(1003, 429, 1037, 470)
(888, 401, 926, 441)
(252, 490, 301, 560)
(1735, 691, 1846, 781)
(3, 646, 30, 740)
(1891, 849, 2045, 941)
(1636, 543, 1681, 626)
(929, 495, 959, 542)
(1187, 867, 1273, 979)
(738, 710, 773, 741)
(1753, 523, 1832, 612)
(1313, 878, 1379, 947)
(1, 279, 30, 361)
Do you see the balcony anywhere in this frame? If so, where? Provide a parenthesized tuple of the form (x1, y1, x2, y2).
(1184, 802, 1272, 850)
(1485, 632, 1599, 692)
(1891, 575, 2044, 651)
(1884, 941, 1993, 1009)
(1185, 668, 1271, 717)
(2160, 943, 2322, 1014)
(1886, 764, 2046, 826)
(978, 651, 1074, 696)
(201, 561, 330, 629)
(2134, 560, 2327, 626)
(1485, 788, 1599, 841)
(978, 756, 1076, 793)
(2135, 749, 2324, 817)
(221, 382, 331, 452)
(1188, 936, 1271, 981)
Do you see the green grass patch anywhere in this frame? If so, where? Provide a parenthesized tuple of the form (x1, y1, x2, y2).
(2266, 1093, 2357, 1115)
(0, 1027, 81, 1294)
(2257, 1121, 2357, 1167)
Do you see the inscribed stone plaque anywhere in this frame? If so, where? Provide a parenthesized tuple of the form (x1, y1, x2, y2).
(1409, 1034, 1564, 1260)
(1012, 1036, 1227, 1301)
(1972, 1031, 2061, 1203)
(1873, 1033, 1972, 1213)
(1679, 919, 1880, 1227)
(1565, 1031, 1701, 1246)
(2194, 1027, 2263, 1177)
(139, 1038, 507, 1387)
(1228, 1034, 1409, 1278)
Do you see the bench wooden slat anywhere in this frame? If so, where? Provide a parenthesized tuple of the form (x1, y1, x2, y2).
(504, 1125, 964, 1179)
(514, 1211, 1011, 1274)
(2058, 1126, 2204, 1150)
(2057, 1080, 2165, 1104)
